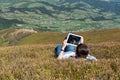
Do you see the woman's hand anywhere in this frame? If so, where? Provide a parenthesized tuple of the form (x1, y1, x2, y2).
(79, 36, 84, 44)
(57, 40, 67, 60)
(61, 40, 67, 50)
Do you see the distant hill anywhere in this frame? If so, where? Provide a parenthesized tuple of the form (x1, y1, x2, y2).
(108, 0, 120, 2)
(0, 0, 120, 31)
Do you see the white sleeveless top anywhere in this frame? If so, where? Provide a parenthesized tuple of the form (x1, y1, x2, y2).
(62, 51, 97, 61)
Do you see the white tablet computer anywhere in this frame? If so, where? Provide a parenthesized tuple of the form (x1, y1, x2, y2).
(66, 33, 83, 46)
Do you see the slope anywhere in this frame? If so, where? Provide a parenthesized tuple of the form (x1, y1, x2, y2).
(0, 28, 119, 46)
(0, 28, 120, 79)
(16, 28, 120, 45)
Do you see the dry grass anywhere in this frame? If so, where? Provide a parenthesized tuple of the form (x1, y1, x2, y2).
(0, 42, 120, 80)
(0, 28, 120, 80)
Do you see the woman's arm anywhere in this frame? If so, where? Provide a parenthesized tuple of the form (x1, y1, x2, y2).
(57, 40, 67, 59)
(80, 36, 84, 43)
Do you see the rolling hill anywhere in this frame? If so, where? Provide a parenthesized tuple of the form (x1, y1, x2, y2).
(0, 0, 120, 31)
(0, 28, 119, 46)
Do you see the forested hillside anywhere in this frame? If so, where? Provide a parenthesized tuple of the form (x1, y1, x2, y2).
(0, 0, 120, 31)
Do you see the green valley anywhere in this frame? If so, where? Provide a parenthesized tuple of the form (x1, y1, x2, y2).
(0, 0, 120, 31)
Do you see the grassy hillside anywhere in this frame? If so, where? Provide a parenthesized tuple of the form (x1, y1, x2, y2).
(16, 28, 120, 45)
(0, 29, 120, 79)
(0, 28, 119, 46)
(0, 28, 37, 46)
(0, 0, 120, 31)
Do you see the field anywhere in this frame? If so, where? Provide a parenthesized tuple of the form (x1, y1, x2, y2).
(0, 28, 120, 80)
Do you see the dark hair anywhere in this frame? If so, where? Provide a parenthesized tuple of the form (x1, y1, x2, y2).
(76, 43, 89, 58)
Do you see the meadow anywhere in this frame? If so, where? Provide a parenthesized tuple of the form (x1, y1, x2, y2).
(0, 28, 120, 80)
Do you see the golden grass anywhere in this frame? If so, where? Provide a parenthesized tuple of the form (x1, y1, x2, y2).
(0, 42, 120, 80)
(0, 28, 120, 80)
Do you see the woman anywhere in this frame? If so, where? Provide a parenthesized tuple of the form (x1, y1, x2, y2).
(55, 37, 97, 60)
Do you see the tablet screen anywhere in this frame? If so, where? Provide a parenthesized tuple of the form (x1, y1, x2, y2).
(66, 33, 82, 46)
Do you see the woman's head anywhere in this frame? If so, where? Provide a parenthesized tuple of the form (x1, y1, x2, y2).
(76, 43, 89, 58)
